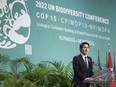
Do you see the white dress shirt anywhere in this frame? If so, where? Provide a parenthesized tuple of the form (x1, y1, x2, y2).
(81, 54, 88, 68)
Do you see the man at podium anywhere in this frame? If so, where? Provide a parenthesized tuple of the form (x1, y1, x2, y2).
(72, 42, 94, 87)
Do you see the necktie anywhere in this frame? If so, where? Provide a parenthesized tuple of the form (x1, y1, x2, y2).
(85, 57, 88, 68)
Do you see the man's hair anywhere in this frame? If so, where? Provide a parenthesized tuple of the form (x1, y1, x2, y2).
(79, 42, 90, 50)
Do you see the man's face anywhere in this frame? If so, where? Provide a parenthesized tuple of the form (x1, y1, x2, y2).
(80, 44, 89, 55)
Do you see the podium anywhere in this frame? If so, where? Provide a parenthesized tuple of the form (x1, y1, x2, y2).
(83, 69, 116, 87)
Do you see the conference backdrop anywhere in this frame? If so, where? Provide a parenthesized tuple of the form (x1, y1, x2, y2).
(0, 0, 116, 65)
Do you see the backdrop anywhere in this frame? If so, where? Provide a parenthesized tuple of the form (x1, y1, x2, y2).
(0, 0, 116, 66)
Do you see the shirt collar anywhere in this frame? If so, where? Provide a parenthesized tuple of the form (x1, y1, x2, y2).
(81, 53, 87, 58)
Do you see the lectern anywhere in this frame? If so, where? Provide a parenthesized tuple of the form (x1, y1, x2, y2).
(83, 69, 116, 87)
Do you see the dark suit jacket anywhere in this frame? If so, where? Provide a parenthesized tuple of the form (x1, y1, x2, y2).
(72, 54, 94, 85)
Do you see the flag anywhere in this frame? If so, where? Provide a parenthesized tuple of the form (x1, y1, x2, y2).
(113, 52, 115, 71)
(110, 73, 116, 87)
(110, 79, 116, 87)
(98, 50, 102, 70)
(107, 50, 113, 71)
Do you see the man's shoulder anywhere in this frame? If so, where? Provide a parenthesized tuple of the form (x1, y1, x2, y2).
(73, 54, 82, 59)
(87, 56, 92, 59)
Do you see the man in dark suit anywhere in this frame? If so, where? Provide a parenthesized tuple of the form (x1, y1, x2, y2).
(72, 42, 94, 87)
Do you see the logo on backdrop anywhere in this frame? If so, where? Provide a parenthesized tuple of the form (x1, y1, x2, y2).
(0, 0, 31, 49)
